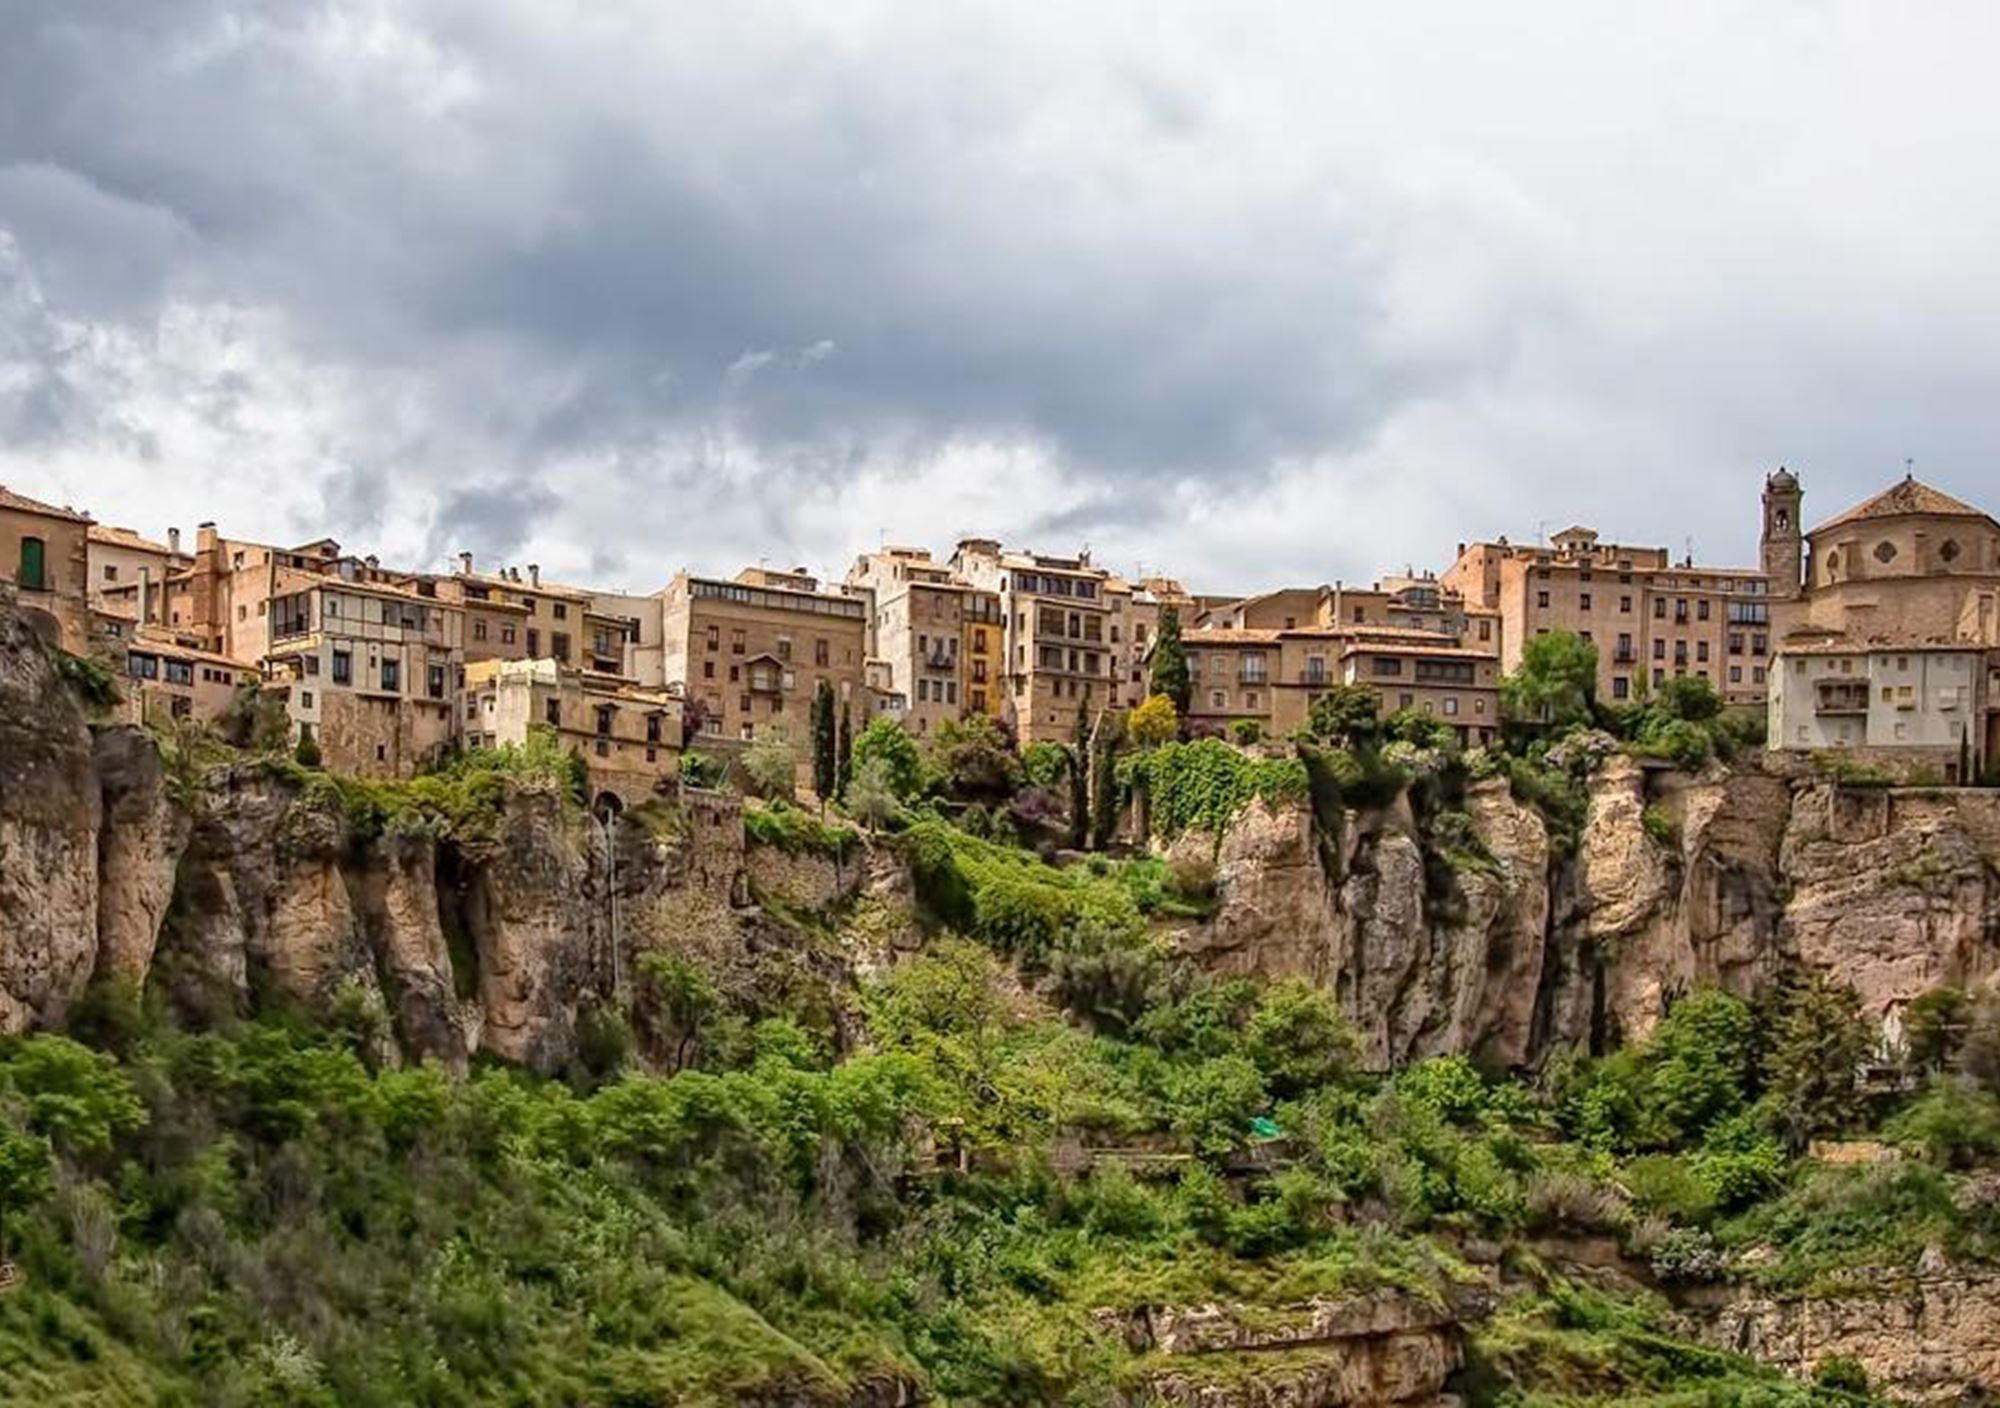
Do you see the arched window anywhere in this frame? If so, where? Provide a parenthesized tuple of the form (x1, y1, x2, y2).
(17, 536, 46, 591)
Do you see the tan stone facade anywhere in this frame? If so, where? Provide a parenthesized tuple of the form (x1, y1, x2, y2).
(951, 539, 1116, 743)
(463, 658, 681, 804)
(659, 568, 866, 745)
(1444, 527, 1772, 708)
(962, 588, 1005, 721)
(106, 627, 256, 727)
(846, 548, 969, 737)
(1, 485, 92, 652)
(87, 524, 189, 621)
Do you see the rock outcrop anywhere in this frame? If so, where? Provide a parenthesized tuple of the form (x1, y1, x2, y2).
(0, 597, 102, 1033)
(1686, 1269, 2000, 1404)
(1108, 1290, 1464, 1408)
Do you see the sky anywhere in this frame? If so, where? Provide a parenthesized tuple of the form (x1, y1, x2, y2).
(4, 1, 2000, 596)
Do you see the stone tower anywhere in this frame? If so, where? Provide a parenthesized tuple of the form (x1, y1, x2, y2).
(1761, 466, 1803, 600)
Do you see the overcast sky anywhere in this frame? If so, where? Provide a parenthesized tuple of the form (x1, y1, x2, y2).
(4, 2, 1999, 594)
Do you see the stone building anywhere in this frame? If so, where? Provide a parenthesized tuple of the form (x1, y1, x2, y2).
(657, 567, 867, 745)
(949, 538, 1114, 743)
(440, 555, 634, 677)
(109, 629, 257, 728)
(961, 586, 1005, 721)
(845, 547, 969, 736)
(463, 658, 682, 805)
(1443, 528, 1772, 708)
(1761, 469, 2000, 772)
(173, 526, 466, 776)
(0, 484, 92, 651)
(87, 523, 189, 619)
(1105, 574, 1192, 708)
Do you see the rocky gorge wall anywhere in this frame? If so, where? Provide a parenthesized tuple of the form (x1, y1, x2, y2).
(1178, 751, 2000, 1070)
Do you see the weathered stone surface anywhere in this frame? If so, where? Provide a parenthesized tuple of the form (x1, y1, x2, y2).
(1111, 1289, 1463, 1408)
(1172, 799, 1338, 986)
(1780, 785, 2000, 1019)
(93, 725, 190, 987)
(747, 837, 864, 913)
(1688, 1270, 2000, 1404)
(0, 595, 102, 1032)
(363, 834, 473, 1072)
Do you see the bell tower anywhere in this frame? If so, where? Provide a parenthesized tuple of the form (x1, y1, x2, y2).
(1761, 467, 1803, 600)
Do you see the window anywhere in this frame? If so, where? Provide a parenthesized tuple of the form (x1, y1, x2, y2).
(271, 592, 311, 640)
(428, 664, 446, 699)
(102, 564, 116, 582)
(1697, 599, 1711, 620)
(1619, 596, 1632, 613)
(304, 654, 319, 676)
(706, 625, 720, 651)
(1752, 634, 1768, 655)
(1653, 598, 1666, 619)
(1874, 540, 1898, 564)
(165, 659, 193, 686)
(815, 638, 830, 666)
(1372, 657, 1404, 676)
(1697, 641, 1710, 662)
(17, 536, 46, 590)
(553, 603, 568, 620)
(1652, 639, 1665, 660)
(332, 649, 352, 685)
(526, 628, 539, 656)
(1210, 689, 1225, 708)
(301, 691, 313, 709)
(474, 620, 488, 641)
(380, 658, 401, 693)
(1728, 633, 1743, 654)
(501, 624, 517, 645)
(1443, 697, 1459, 715)
(703, 661, 715, 679)
(1612, 677, 1630, 700)
(1536, 590, 1550, 608)
(646, 714, 662, 744)
(1579, 593, 1592, 611)
(732, 629, 746, 655)
(596, 705, 614, 736)
(127, 652, 159, 680)
(1729, 666, 1742, 683)
(551, 632, 570, 662)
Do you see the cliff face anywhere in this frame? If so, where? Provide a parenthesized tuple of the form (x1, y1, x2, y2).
(1184, 750, 2000, 1068)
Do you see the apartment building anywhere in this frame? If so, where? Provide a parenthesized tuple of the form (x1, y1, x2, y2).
(1105, 574, 1192, 708)
(658, 567, 866, 745)
(111, 630, 257, 728)
(1443, 527, 1771, 708)
(174, 526, 466, 775)
(1, 485, 92, 651)
(87, 524, 190, 620)
(1768, 642, 1985, 780)
(951, 538, 1114, 743)
(442, 555, 633, 676)
(1179, 624, 1500, 745)
(846, 547, 968, 736)
(463, 658, 681, 804)
(961, 587, 1005, 721)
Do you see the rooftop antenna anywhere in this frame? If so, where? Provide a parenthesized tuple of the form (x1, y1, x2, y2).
(1684, 535, 1694, 568)
(1536, 519, 1548, 544)
(1905, 456, 1915, 481)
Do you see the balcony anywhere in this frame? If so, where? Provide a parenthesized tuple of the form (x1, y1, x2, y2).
(1239, 668, 1269, 686)
(1613, 649, 1636, 665)
(1298, 668, 1329, 686)
(1813, 684, 1869, 715)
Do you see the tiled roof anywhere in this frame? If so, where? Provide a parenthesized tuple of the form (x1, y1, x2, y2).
(1812, 476, 1993, 534)
(88, 524, 181, 555)
(0, 485, 91, 523)
(1184, 628, 1283, 645)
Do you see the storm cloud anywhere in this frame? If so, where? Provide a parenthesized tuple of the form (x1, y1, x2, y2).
(4, 1, 2000, 591)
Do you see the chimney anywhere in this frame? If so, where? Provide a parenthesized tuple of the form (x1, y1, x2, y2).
(196, 522, 219, 555)
(528, 564, 540, 588)
(138, 567, 151, 629)
(364, 554, 379, 571)
(458, 551, 473, 575)
(168, 527, 182, 556)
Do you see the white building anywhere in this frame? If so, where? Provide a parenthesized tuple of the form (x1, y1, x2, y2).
(1768, 638, 1986, 780)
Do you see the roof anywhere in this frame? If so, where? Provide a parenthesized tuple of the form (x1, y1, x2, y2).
(0, 485, 91, 523)
(1184, 628, 1283, 645)
(454, 569, 593, 603)
(1779, 628, 1992, 656)
(1342, 642, 1498, 662)
(1812, 476, 1995, 534)
(88, 524, 183, 556)
(122, 631, 256, 670)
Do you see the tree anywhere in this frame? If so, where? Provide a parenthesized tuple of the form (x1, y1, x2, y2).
(293, 725, 323, 769)
(1149, 605, 1191, 715)
(1129, 694, 1178, 749)
(925, 714, 1021, 802)
(1067, 696, 1094, 849)
(845, 756, 901, 832)
(810, 681, 837, 800)
(742, 725, 800, 801)
(1306, 685, 1382, 749)
(852, 716, 925, 801)
(0, 1124, 49, 1252)
(1761, 977, 1873, 1151)
(1904, 987, 1969, 1074)
(836, 701, 854, 799)
(1501, 630, 1599, 730)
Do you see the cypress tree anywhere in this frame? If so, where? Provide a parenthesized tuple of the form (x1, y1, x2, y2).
(811, 680, 837, 799)
(836, 700, 854, 799)
(1150, 605, 1191, 716)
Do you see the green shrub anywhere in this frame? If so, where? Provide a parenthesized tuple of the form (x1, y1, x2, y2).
(1121, 739, 1307, 839)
